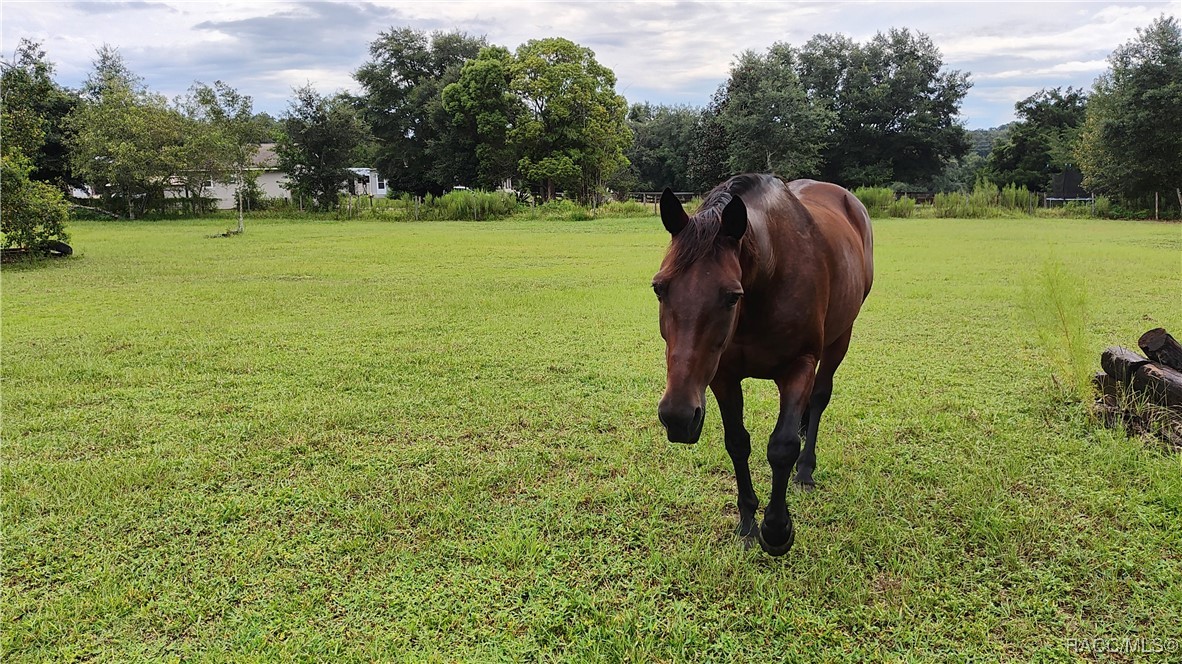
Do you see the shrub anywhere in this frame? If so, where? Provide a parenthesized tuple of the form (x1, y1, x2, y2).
(1093, 196, 1112, 218)
(853, 187, 895, 218)
(393, 189, 518, 221)
(1, 151, 70, 251)
(935, 178, 1001, 218)
(522, 199, 593, 221)
(999, 183, 1036, 213)
(593, 200, 655, 218)
(888, 195, 916, 218)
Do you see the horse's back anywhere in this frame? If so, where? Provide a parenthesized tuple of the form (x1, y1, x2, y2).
(785, 179, 874, 297)
(783, 179, 874, 344)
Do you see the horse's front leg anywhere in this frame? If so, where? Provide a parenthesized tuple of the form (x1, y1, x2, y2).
(710, 378, 758, 542)
(759, 357, 817, 556)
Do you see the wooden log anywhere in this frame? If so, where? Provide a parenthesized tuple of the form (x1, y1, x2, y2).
(1138, 328, 1182, 371)
(1131, 363, 1182, 411)
(1101, 346, 1151, 383)
(1093, 372, 1121, 399)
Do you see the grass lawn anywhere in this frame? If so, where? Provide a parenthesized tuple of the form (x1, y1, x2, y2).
(3, 215, 1180, 661)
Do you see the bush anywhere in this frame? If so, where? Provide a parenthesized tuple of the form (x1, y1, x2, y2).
(593, 200, 655, 218)
(935, 178, 1001, 218)
(521, 199, 593, 221)
(853, 187, 896, 218)
(1093, 196, 1112, 218)
(999, 183, 1036, 213)
(393, 190, 519, 221)
(888, 195, 916, 218)
(1, 151, 70, 251)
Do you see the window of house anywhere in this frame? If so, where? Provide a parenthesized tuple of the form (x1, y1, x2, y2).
(377, 179, 386, 191)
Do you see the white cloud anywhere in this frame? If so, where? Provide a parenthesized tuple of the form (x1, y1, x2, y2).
(976, 60, 1110, 81)
(2, 0, 1179, 128)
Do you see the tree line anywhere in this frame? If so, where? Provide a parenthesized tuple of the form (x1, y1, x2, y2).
(3, 16, 1180, 250)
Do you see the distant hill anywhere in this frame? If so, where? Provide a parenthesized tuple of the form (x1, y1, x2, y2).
(967, 124, 1014, 157)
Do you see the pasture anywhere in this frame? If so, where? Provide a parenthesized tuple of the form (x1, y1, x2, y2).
(3, 215, 1180, 661)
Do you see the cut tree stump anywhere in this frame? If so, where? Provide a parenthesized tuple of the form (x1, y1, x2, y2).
(1138, 328, 1182, 372)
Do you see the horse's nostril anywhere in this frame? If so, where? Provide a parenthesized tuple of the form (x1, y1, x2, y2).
(693, 407, 703, 425)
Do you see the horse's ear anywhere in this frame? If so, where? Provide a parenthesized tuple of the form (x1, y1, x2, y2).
(660, 188, 688, 236)
(720, 195, 747, 241)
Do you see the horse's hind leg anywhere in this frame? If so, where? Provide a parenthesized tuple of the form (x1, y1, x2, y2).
(710, 378, 758, 541)
(794, 328, 853, 489)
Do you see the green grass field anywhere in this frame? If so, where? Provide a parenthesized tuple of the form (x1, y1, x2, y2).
(4, 215, 1180, 661)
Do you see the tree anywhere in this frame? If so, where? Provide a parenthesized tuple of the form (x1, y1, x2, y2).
(797, 29, 972, 188)
(1077, 15, 1182, 215)
(625, 102, 700, 191)
(686, 90, 732, 191)
(354, 28, 485, 195)
(275, 85, 365, 211)
(986, 87, 1087, 191)
(508, 37, 631, 202)
(715, 44, 833, 179)
(68, 46, 185, 218)
(968, 125, 1013, 158)
(441, 46, 520, 190)
(0, 39, 81, 191)
(181, 81, 267, 230)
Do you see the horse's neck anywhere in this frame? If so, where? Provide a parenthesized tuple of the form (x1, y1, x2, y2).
(740, 208, 777, 287)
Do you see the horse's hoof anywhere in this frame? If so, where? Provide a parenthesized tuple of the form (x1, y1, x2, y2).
(739, 534, 757, 551)
(793, 480, 816, 492)
(756, 521, 795, 557)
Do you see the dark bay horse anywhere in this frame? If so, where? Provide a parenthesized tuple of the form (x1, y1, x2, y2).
(652, 174, 874, 556)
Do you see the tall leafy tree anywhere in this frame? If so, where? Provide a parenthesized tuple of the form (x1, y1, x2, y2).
(68, 46, 185, 218)
(275, 85, 365, 211)
(797, 29, 971, 187)
(354, 28, 485, 195)
(686, 90, 732, 191)
(625, 102, 700, 191)
(986, 87, 1087, 191)
(0, 38, 81, 191)
(508, 37, 630, 202)
(181, 81, 267, 229)
(716, 44, 833, 179)
(441, 46, 519, 190)
(1077, 15, 1182, 213)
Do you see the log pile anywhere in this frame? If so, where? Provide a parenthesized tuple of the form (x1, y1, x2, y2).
(1094, 328, 1182, 451)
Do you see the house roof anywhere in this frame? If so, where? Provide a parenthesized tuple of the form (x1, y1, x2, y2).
(254, 143, 279, 168)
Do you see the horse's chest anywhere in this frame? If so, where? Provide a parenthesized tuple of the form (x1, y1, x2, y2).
(723, 318, 813, 379)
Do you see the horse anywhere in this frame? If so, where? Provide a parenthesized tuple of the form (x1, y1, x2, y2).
(652, 174, 874, 556)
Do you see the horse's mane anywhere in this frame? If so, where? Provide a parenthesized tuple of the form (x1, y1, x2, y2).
(656, 174, 777, 280)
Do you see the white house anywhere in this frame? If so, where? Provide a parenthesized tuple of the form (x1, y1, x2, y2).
(171, 143, 386, 210)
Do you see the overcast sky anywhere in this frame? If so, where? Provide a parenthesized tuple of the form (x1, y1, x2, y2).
(2, 1, 1178, 129)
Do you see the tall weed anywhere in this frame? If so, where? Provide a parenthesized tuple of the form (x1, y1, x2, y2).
(888, 195, 916, 218)
(853, 187, 896, 218)
(1020, 257, 1094, 403)
(999, 183, 1036, 213)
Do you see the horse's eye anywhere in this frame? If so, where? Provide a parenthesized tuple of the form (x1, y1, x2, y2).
(653, 283, 667, 301)
(725, 291, 743, 308)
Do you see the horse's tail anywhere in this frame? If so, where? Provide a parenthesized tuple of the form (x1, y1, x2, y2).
(841, 192, 874, 301)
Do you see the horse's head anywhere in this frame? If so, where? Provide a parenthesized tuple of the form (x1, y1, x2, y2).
(653, 188, 747, 444)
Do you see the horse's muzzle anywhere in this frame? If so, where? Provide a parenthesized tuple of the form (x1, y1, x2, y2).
(658, 402, 704, 444)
